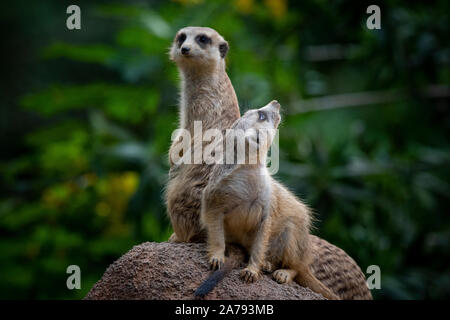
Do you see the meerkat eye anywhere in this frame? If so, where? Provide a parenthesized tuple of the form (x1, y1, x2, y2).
(258, 111, 267, 122)
(177, 33, 186, 45)
(196, 35, 210, 45)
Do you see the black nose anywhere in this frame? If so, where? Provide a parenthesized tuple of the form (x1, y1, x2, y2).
(181, 47, 190, 55)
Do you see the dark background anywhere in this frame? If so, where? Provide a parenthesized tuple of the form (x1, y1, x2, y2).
(0, 0, 448, 299)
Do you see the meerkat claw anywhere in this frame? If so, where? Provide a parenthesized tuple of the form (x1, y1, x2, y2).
(168, 233, 180, 243)
(209, 256, 225, 270)
(262, 261, 275, 273)
(273, 270, 290, 284)
(240, 268, 259, 283)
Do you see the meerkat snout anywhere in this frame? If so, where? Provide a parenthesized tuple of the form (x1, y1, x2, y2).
(267, 100, 281, 127)
(181, 47, 190, 55)
(270, 100, 280, 110)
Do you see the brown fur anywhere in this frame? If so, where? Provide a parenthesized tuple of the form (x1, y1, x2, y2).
(165, 27, 240, 242)
(201, 102, 339, 300)
(166, 27, 371, 300)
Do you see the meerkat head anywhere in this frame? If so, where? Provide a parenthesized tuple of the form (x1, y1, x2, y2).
(233, 100, 281, 158)
(169, 26, 229, 74)
(241, 100, 281, 131)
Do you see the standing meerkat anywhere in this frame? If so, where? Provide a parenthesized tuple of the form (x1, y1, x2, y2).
(166, 27, 240, 242)
(199, 101, 339, 300)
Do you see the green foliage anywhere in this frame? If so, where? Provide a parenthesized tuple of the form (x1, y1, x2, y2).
(22, 83, 159, 123)
(0, 0, 448, 299)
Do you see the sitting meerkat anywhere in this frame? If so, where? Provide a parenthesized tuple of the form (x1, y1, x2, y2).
(200, 100, 339, 300)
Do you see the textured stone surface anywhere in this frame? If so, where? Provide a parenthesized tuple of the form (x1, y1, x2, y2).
(85, 236, 372, 300)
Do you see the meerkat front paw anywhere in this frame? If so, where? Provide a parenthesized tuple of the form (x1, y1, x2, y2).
(168, 232, 180, 243)
(273, 269, 295, 284)
(208, 254, 225, 270)
(261, 261, 275, 273)
(240, 267, 260, 283)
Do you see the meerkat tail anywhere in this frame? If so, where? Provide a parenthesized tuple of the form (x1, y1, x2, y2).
(294, 265, 340, 300)
(194, 262, 233, 298)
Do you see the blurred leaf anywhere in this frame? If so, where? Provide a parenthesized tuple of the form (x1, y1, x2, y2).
(43, 43, 116, 64)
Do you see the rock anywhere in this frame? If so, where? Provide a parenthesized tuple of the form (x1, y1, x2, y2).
(85, 236, 372, 300)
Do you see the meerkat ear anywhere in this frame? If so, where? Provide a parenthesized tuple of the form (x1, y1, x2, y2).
(219, 41, 229, 58)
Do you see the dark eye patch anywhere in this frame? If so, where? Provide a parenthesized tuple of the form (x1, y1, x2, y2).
(177, 33, 186, 47)
(196, 34, 211, 47)
(258, 111, 267, 121)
